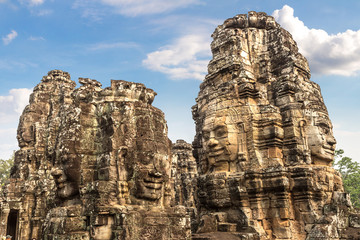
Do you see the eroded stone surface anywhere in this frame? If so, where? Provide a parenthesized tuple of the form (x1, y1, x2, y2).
(171, 140, 197, 208)
(192, 11, 360, 240)
(0, 70, 190, 239)
(171, 139, 198, 232)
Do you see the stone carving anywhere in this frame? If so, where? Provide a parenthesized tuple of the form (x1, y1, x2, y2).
(171, 140, 198, 231)
(192, 11, 360, 239)
(0, 70, 190, 239)
(0, 10, 359, 240)
(171, 140, 197, 208)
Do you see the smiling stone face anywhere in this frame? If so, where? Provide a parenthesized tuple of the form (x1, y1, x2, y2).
(306, 112, 337, 165)
(133, 149, 168, 202)
(201, 114, 239, 173)
(51, 154, 81, 201)
(134, 162, 166, 201)
(127, 108, 171, 205)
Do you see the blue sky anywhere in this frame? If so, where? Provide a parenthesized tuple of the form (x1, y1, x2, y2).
(0, 0, 359, 162)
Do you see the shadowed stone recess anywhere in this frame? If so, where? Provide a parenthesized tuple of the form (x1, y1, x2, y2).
(192, 11, 360, 240)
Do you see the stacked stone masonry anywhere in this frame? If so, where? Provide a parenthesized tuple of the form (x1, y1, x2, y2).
(1, 10, 360, 240)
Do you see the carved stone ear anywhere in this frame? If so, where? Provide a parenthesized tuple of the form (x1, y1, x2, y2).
(299, 120, 307, 138)
(236, 122, 245, 131)
(118, 147, 128, 158)
(299, 120, 307, 128)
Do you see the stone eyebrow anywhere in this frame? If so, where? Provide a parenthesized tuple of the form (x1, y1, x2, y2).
(315, 120, 331, 128)
(202, 128, 211, 133)
(213, 124, 227, 130)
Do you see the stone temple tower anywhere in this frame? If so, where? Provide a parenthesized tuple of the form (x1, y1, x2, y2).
(192, 11, 360, 239)
(0, 70, 190, 239)
(1, 10, 360, 240)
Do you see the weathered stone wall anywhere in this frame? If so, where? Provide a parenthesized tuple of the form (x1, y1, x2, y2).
(171, 139, 198, 232)
(171, 139, 197, 208)
(192, 11, 360, 240)
(0, 70, 191, 239)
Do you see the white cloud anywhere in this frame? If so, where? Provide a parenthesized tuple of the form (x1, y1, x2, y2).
(143, 34, 211, 80)
(30, 0, 44, 5)
(0, 59, 38, 70)
(87, 41, 139, 51)
(18, 0, 51, 15)
(72, 0, 107, 21)
(33, 9, 52, 16)
(273, 5, 360, 76)
(74, 0, 202, 18)
(0, 88, 33, 124)
(333, 128, 360, 163)
(101, 0, 201, 16)
(2, 30, 18, 45)
(0, 128, 17, 159)
(0, 88, 32, 159)
(29, 36, 45, 41)
(19, 0, 44, 6)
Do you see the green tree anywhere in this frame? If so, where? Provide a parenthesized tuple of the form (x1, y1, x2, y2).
(333, 149, 360, 209)
(0, 153, 14, 187)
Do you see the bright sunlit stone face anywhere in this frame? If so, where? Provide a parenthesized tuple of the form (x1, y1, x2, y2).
(306, 114, 336, 165)
(201, 115, 239, 173)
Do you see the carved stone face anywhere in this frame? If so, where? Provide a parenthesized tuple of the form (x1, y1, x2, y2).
(198, 173, 232, 208)
(17, 113, 35, 148)
(134, 154, 168, 201)
(306, 114, 336, 164)
(130, 113, 170, 203)
(18, 125, 33, 147)
(51, 154, 81, 200)
(201, 115, 238, 173)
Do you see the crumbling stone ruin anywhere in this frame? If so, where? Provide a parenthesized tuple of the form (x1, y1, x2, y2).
(191, 11, 360, 239)
(0, 70, 190, 239)
(1, 10, 360, 240)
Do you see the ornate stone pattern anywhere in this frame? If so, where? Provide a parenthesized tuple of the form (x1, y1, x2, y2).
(171, 140, 198, 231)
(171, 140, 197, 208)
(192, 11, 360, 239)
(0, 70, 190, 239)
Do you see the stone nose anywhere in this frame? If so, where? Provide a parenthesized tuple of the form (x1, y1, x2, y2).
(208, 137, 218, 147)
(149, 169, 163, 178)
(327, 135, 337, 146)
(51, 168, 64, 178)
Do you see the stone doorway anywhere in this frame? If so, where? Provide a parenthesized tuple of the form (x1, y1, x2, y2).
(6, 209, 19, 240)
